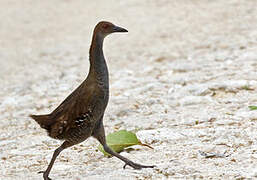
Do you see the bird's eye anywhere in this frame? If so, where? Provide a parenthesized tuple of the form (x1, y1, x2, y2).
(103, 24, 109, 29)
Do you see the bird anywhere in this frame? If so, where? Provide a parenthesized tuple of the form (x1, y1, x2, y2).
(30, 21, 155, 180)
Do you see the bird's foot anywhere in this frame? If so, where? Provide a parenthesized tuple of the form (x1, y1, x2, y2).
(123, 161, 156, 170)
(38, 171, 52, 180)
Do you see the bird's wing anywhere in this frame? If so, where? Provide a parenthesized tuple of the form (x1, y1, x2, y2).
(48, 82, 96, 138)
(50, 83, 83, 119)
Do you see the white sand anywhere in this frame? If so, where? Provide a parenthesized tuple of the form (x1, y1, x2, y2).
(1, 0, 257, 179)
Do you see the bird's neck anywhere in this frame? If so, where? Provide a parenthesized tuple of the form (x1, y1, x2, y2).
(89, 33, 109, 87)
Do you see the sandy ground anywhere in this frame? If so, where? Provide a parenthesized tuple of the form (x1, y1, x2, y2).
(1, 0, 257, 179)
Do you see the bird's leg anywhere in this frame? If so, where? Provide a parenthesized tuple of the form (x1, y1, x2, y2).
(92, 120, 155, 170)
(39, 141, 72, 180)
(102, 143, 155, 169)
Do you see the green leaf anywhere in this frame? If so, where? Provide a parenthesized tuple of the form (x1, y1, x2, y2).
(97, 130, 153, 157)
(249, 106, 257, 111)
(241, 85, 254, 91)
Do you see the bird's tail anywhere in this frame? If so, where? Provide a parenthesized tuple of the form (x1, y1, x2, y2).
(29, 114, 53, 131)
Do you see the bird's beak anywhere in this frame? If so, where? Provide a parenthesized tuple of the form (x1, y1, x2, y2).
(113, 25, 128, 33)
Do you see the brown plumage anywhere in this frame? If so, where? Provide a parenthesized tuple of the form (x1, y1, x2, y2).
(30, 21, 154, 180)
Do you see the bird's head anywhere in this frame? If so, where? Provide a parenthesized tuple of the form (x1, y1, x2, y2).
(94, 21, 128, 38)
